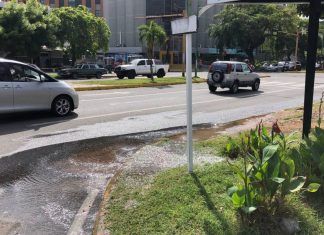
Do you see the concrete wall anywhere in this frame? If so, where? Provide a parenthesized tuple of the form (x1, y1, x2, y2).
(104, 0, 146, 51)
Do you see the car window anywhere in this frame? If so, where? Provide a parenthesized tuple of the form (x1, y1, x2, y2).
(242, 64, 250, 72)
(236, 64, 243, 72)
(137, 60, 146, 66)
(9, 64, 42, 82)
(82, 65, 90, 69)
(89, 64, 96, 69)
(0, 63, 11, 82)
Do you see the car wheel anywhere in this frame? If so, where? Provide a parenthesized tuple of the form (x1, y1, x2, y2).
(52, 96, 72, 117)
(208, 85, 217, 93)
(157, 69, 165, 78)
(117, 75, 124, 79)
(212, 71, 223, 83)
(230, 81, 239, 94)
(96, 73, 102, 79)
(252, 79, 260, 91)
(128, 70, 136, 79)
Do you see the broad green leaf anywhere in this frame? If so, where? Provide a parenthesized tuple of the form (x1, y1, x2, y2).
(262, 145, 279, 164)
(232, 190, 245, 207)
(271, 177, 285, 184)
(241, 206, 257, 214)
(227, 186, 238, 197)
(289, 176, 306, 193)
(267, 154, 280, 178)
(283, 159, 295, 179)
(307, 183, 321, 193)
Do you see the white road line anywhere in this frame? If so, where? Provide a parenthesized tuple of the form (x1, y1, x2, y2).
(80, 88, 207, 102)
(29, 85, 324, 128)
(81, 91, 130, 97)
(67, 189, 99, 235)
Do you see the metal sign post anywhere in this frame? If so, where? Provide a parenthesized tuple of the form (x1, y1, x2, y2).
(186, 33, 193, 173)
(171, 15, 197, 173)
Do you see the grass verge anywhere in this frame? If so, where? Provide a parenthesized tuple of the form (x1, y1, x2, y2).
(77, 77, 204, 87)
(47, 72, 59, 79)
(105, 161, 324, 234)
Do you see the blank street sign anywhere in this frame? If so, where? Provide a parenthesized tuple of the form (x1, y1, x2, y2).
(171, 15, 197, 35)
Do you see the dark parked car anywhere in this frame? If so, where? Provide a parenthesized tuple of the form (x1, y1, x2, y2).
(58, 64, 107, 79)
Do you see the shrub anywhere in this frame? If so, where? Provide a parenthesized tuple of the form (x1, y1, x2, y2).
(227, 121, 320, 220)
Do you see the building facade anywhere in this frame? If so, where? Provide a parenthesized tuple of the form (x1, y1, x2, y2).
(103, 0, 224, 70)
(0, 0, 103, 16)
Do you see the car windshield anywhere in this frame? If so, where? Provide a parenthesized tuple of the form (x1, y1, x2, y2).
(75, 64, 82, 68)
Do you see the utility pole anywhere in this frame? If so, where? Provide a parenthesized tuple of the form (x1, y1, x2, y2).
(295, 31, 299, 69)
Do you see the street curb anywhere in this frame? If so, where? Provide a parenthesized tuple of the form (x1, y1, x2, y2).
(73, 75, 270, 91)
(92, 169, 122, 235)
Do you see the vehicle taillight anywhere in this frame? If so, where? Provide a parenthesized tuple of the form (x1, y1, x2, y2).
(227, 64, 232, 74)
(208, 65, 212, 72)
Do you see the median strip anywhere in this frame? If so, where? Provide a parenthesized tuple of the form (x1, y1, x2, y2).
(71, 76, 270, 91)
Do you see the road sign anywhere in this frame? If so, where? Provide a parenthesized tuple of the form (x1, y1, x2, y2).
(171, 15, 197, 173)
(171, 15, 197, 35)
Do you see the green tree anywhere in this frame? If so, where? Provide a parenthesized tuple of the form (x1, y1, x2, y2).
(0, 0, 60, 61)
(53, 6, 110, 65)
(138, 21, 167, 80)
(209, 4, 299, 63)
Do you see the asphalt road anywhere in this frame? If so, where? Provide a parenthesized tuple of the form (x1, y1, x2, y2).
(1, 72, 324, 157)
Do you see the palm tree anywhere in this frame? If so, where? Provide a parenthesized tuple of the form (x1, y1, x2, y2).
(138, 21, 167, 80)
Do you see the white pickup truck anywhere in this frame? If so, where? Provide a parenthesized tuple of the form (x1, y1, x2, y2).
(114, 59, 169, 79)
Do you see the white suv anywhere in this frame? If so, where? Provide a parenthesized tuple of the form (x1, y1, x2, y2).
(207, 61, 261, 94)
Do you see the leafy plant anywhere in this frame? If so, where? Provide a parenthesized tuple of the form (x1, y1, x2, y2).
(227, 121, 319, 220)
(223, 137, 241, 159)
(298, 92, 324, 191)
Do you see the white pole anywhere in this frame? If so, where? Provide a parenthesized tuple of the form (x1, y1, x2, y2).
(186, 33, 193, 173)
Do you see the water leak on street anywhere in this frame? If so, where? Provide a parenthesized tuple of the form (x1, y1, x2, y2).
(0, 117, 261, 234)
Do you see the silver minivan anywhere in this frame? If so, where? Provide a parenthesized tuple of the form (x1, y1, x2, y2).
(0, 59, 79, 116)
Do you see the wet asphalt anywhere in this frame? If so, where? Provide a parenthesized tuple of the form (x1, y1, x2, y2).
(1, 72, 324, 234)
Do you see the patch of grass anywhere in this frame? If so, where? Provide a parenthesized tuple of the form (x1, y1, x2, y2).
(195, 134, 240, 157)
(47, 73, 59, 79)
(77, 77, 205, 86)
(105, 162, 324, 235)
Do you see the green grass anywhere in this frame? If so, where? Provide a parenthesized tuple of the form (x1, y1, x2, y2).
(105, 161, 324, 235)
(195, 134, 240, 157)
(77, 77, 205, 86)
(47, 72, 59, 79)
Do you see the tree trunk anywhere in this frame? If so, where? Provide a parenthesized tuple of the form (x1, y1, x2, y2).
(149, 45, 154, 81)
(246, 49, 255, 65)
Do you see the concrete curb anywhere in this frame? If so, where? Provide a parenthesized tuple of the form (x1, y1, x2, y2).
(73, 75, 270, 91)
(92, 169, 122, 235)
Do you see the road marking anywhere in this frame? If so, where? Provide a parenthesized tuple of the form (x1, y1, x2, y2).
(67, 189, 99, 235)
(81, 91, 130, 97)
(29, 85, 324, 128)
(80, 88, 207, 102)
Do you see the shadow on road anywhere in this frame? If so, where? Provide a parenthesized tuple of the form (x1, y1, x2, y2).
(210, 89, 264, 98)
(0, 111, 78, 136)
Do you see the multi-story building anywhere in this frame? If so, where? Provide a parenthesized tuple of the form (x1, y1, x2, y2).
(103, 0, 225, 70)
(0, 0, 103, 16)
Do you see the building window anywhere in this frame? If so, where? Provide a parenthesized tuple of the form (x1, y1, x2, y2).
(75, 0, 81, 6)
(95, 0, 100, 16)
(69, 0, 75, 7)
(49, 0, 55, 8)
(39, 0, 45, 4)
(86, 0, 91, 10)
(59, 0, 64, 7)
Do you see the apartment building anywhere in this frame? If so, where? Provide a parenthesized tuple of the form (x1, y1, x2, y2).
(0, 0, 103, 16)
